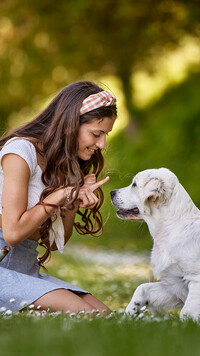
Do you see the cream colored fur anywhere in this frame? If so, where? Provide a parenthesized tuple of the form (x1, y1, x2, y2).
(111, 168, 200, 321)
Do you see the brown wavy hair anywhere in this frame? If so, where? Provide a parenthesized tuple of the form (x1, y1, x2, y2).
(0, 81, 117, 265)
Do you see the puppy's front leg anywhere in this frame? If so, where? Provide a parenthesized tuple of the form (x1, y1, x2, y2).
(180, 281, 200, 321)
(125, 282, 182, 316)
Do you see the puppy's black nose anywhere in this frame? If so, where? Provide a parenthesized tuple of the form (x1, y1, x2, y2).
(110, 190, 116, 198)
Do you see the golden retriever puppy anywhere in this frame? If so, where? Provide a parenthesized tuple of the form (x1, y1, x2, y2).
(111, 168, 200, 321)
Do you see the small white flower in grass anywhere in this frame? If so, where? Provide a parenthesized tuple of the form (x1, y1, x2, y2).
(137, 313, 144, 319)
(37, 305, 41, 310)
(70, 313, 76, 318)
(20, 301, 28, 307)
(49, 312, 56, 317)
(5, 309, 12, 315)
(78, 310, 86, 315)
(95, 313, 102, 318)
(41, 310, 47, 317)
(0, 307, 6, 312)
(102, 309, 108, 314)
(28, 310, 34, 315)
(140, 306, 147, 312)
(34, 311, 41, 317)
(55, 311, 62, 316)
(50, 311, 62, 318)
(28, 304, 35, 309)
(10, 298, 15, 303)
(106, 312, 114, 319)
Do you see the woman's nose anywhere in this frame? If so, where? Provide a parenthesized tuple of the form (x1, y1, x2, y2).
(96, 135, 106, 149)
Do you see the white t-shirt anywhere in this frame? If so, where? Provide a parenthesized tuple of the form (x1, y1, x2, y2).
(0, 137, 65, 253)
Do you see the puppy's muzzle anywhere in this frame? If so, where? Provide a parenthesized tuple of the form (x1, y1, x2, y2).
(110, 190, 116, 197)
(110, 190, 140, 219)
(110, 189, 119, 206)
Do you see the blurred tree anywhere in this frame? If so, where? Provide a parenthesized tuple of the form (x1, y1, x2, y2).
(0, 0, 199, 133)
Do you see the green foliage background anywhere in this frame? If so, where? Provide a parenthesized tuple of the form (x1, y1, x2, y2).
(0, 0, 200, 252)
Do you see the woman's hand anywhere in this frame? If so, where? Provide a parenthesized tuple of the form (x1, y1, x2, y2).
(83, 173, 97, 187)
(76, 174, 109, 209)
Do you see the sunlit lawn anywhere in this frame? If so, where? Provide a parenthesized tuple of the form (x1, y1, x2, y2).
(1, 313, 200, 356)
(46, 242, 150, 310)
(1, 243, 200, 356)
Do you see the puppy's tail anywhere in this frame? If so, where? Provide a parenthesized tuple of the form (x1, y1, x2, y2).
(149, 269, 154, 283)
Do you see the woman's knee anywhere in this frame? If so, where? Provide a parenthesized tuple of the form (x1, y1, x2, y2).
(80, 293, 111, 314)
(33, 289, 96, 313)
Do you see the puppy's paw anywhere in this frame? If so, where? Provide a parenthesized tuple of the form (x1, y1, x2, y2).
(125, 284, 150, 316)
(180, 307, 200, 322)
(125, 303, 138, 316)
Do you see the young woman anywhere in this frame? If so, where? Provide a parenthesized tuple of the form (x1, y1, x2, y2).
(0, 81, 117, 314)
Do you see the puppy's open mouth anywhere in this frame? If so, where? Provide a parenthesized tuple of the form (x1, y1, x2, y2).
(117, 207, 142, 220)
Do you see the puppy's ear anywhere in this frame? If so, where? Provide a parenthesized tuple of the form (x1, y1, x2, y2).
(143, 178, 168, 214)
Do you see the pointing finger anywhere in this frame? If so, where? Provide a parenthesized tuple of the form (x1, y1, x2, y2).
(91, 176, 110, 191)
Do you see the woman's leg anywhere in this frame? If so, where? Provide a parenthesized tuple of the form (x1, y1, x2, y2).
(33, 289, 111, 314)
(79, 293, 111, 314)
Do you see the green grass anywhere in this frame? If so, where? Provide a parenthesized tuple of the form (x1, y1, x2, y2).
(1, 313, 200, 356)
(46, 246, 149, 310)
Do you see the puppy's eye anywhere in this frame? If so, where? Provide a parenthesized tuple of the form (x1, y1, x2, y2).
(132, 182, 137, 187)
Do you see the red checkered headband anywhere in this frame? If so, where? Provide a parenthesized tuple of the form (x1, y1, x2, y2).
(80, 90, 116, 115)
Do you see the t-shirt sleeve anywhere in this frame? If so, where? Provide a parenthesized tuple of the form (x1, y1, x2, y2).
(0, 138, 37, 176)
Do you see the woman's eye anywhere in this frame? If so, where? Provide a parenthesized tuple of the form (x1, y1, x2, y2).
(93, 133, 100, 138)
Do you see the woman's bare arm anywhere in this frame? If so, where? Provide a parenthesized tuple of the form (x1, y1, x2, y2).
(1, 154, 66, 246)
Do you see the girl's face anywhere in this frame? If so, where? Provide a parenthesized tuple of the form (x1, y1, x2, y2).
(77, 116, 115, 160)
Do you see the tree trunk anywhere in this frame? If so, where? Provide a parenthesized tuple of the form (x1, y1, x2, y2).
(119, 71, 142, 137)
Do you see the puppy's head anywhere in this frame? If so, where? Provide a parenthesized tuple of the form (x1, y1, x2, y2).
(111, 168, 178, 221)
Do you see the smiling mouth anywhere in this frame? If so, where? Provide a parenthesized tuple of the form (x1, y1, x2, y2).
(87, 148, 96, 154)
